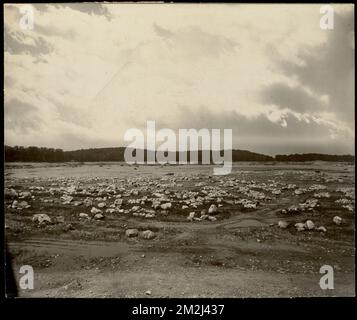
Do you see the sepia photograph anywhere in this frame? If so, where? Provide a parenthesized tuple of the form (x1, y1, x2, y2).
(3, 2, 355, 302)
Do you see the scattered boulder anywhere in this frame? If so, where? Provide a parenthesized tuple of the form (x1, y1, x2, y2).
(187, 212, 195, 221)
(94, 213, 104, 220)
(317, 226, 327, 232)
(278, 220, 289, 229)
(141, 230, 156, 239)
(91, 207, 102, 214)
(61, 195, 73, 204)
(305, 220, 315, 230)
(208, 204, 218, 214)
(19, 191, 32, 199)
(11, 200, 18, 209)
(208, 216, 217, 222)
(79, 213, 90, 219)
(126, 229, 139, 237)
(11, 200, 30, 210)
(97, 202, 106, 208)
(294, 222, 305, 231)
(333, 216, 342, 225)
(160, 202, 172, 210)
(32, 213, 51, 224)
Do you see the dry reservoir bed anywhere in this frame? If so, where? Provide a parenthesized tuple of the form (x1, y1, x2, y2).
(4, 162, 355, 297)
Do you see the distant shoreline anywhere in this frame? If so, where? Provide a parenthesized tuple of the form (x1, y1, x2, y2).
(4, 146, 355, 163)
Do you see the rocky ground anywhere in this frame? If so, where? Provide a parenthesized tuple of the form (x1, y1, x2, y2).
(4, 162, 355, 297)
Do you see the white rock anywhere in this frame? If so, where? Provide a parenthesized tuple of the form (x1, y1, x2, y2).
(91, 207, 102, 214)
(131, 206, 140, 212)
(187, 212, 195, 221)
(278, 220, 289, 229)
(160, 202, 172, 210)
(97, 202, 106, 208)
(141, 230, 156, 239)
(294, 222, 305, 231)
(305, 220, 315, 230)
(11, 200, 18, 208)
(333, 216, 342, 225)
(317, 226, 327, 232)
(32, 214, 51, 224)
(61, 195, 73, 203)
(94, 213, 104, 220)
(19, 191, 32, 199)
(79, 213, 89, 219)
(208, 204, 218, 214)
(208, 216, 217, 222)
(126, 229, 139, 237)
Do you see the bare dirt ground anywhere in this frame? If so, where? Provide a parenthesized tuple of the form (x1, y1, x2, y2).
(5, 162, 355, 297)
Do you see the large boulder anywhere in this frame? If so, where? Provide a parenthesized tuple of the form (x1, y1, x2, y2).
(294, 222, 305, 231)
(187, 212, 195, 221)
(94, 213, 104, 220)
(19, 191, 32, 199)
(79, 213, 90, 219)
(91, 207, 102, 214)
(141, 230, 156, 240)
(278, 220, 289, 229)
(333, 216, 342, 225)
(305, 220, 315, 230)
(125, 229, 139, 237)
(97, 202, 106, 208)
(208, 204, 218, 214)
(160, 203, 172, 210)
(32, 214, 52, 224)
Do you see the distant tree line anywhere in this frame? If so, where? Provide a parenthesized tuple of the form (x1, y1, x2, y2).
(5, 146, 66, 162)
(275, 153, 355, 162)
(4, 146, 354, 163)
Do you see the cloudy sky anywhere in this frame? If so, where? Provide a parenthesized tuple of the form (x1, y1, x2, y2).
(4, 3, 354, 155)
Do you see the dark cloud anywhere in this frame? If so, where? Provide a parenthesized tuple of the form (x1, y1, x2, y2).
(260, 82, 327, 113)
(5, 99, 42, 133)
(4, 26, 53, 56)
(33, 3, 112, 20)
(164, 106, 353, 155)
(153, 24, 239, 59)
(268, 11, 354, 125)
